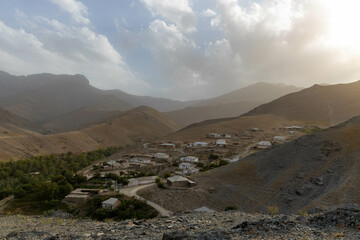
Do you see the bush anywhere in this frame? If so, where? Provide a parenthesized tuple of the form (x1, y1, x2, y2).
(225, 206, 237, 211)
(209, 154, 219, 160)
(163, 172, 171, 178)
(267, 206, 279, 216)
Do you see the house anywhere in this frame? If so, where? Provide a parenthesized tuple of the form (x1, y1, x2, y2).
(63, 189, 102, 205)
(102, 198, 120, 210)
(127, 176, 157, 187)
(182, 167, 199, 175)
(216, 139, 227, 147)
(180, 156, 199, 163)
(273, 136, 286, 143)
(154, 153, 169, 160)
(130, 157, 152, 164)
(252, 128, 260, 131)
(192, 142, 208, 147)
(257, 141, 272, 149)
(208, 133, 221, 138)
(167, 175, 196, 187)
(179, 162, 193, 169)
(224, 134, 232, 139)
(160, 143, 176, 149)
(283, 126, 303, 130)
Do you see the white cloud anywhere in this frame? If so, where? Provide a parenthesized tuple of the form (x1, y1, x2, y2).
(200, 9, 217, 17)
(141, 0, 196, 32)
(50, 0, 90, 24)
(0, 19, 149, 94)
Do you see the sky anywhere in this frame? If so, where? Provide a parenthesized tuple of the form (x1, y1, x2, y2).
(0, 0, 360, 101)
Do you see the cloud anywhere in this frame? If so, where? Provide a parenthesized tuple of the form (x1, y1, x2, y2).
(50, 0, 90, 24)
(141, 0, 196, 32)
(200, 9, 217, 17)
(137, 0, 360, 100)
(0, 18, 149, 94)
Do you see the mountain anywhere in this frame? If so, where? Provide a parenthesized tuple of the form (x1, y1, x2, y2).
(106, 89, 200, 112)
(164, 83, 303, 126)
(0, 71, 200, 127)
(0, 72, 132, 123)
(0, 107, 46, 134)
(141, 116, 360, 214)
(244, 81, 360, 125)
(0, 106, 180, 161)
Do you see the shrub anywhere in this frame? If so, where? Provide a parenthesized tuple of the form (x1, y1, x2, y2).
(297, 209, 308, 217)
(267, 206, 279, 216)
(225, 206, 237, 211)
(163, 172, 171, 178)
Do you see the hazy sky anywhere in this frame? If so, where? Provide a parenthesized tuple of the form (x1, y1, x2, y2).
(0, 0, 360, 100)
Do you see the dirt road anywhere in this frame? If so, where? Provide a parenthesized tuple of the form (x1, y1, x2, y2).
(120, 184, 172, 217)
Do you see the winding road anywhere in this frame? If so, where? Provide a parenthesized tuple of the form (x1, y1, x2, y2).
(120, 184, 172, 217)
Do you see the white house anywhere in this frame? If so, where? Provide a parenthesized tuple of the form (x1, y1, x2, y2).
(101, 198, 120, 210)
(224, 134, 232, 139)
(154, 153, 169, 159)
(208, 133, 221, 138)
(273, 136, 286, 142)
(182, 167, 199, 175)
(216, 139, 227, 147)
(192, 142, 208, 147)
(128, 176, 157, 187)
(160, 143, 176, 149)
(252, 128, 260, 131)
(130, 158, 152, 164)
(283, 126, 303, 130)
(180, 156, 199, 163)
(257, 141, 272, 148)
(179, 162, 193, 169)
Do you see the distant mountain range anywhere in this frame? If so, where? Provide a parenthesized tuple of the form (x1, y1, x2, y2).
(244, 81, 360, 125)
(164, 82, 303, 126)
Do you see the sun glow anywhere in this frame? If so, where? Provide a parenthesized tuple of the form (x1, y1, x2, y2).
(325, 0, 360, 53)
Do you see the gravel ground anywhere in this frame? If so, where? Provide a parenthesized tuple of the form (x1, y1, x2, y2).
(0, 208, 359, 240)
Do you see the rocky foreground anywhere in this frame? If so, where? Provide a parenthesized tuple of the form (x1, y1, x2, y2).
(0, 208, 359, 240)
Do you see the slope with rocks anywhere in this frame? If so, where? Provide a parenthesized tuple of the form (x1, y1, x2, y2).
(141, 116, 360, 214)
(244, 80, 360, 125)
(164, 82, 302, 126)
(0, 208, 359, 239)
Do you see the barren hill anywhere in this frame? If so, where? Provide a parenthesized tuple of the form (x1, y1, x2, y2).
(0, 72, 132, 123)
(140, 116, 360, 214)
(164, 83, 302, 126)
(244, 81, 360, 125)
(0, 106, 180, 161)
(163, 114, 319, 142)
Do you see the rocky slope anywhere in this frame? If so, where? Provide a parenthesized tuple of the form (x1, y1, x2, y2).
(0, 208, 359, 239)
(143, 116, 360, 214)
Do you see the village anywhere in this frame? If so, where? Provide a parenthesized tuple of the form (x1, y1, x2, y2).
(62, 125, 307, 213)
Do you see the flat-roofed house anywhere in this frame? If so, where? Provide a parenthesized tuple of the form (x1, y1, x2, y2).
(192, 142, 208, 147)
(208, 133, 221, 138)
(102, 198, 120, 210)
(128, 176, 157, 187)
(160, 143, 176, 149)
(180, 156, 199, 163)
(273, 136, 286, 143)
(154, 153, 169, 159)
(216, 139, 227, 147)
(257, 141, 272, 149)
(63, 189, 102, 205)
(167, 175, 196, 187)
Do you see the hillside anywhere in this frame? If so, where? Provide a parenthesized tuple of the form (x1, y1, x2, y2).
(0, 106, 180, 161)
(140, 116, 360, 214)
(165, 83, 302, 126)
(0, 107, 46, 134)
(244, 81, 360, 125)
(0, 72, 132, 123)
(162, 114, 320, 142)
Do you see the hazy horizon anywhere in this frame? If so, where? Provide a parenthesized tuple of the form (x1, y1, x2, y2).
(1, 0, 360, 100)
